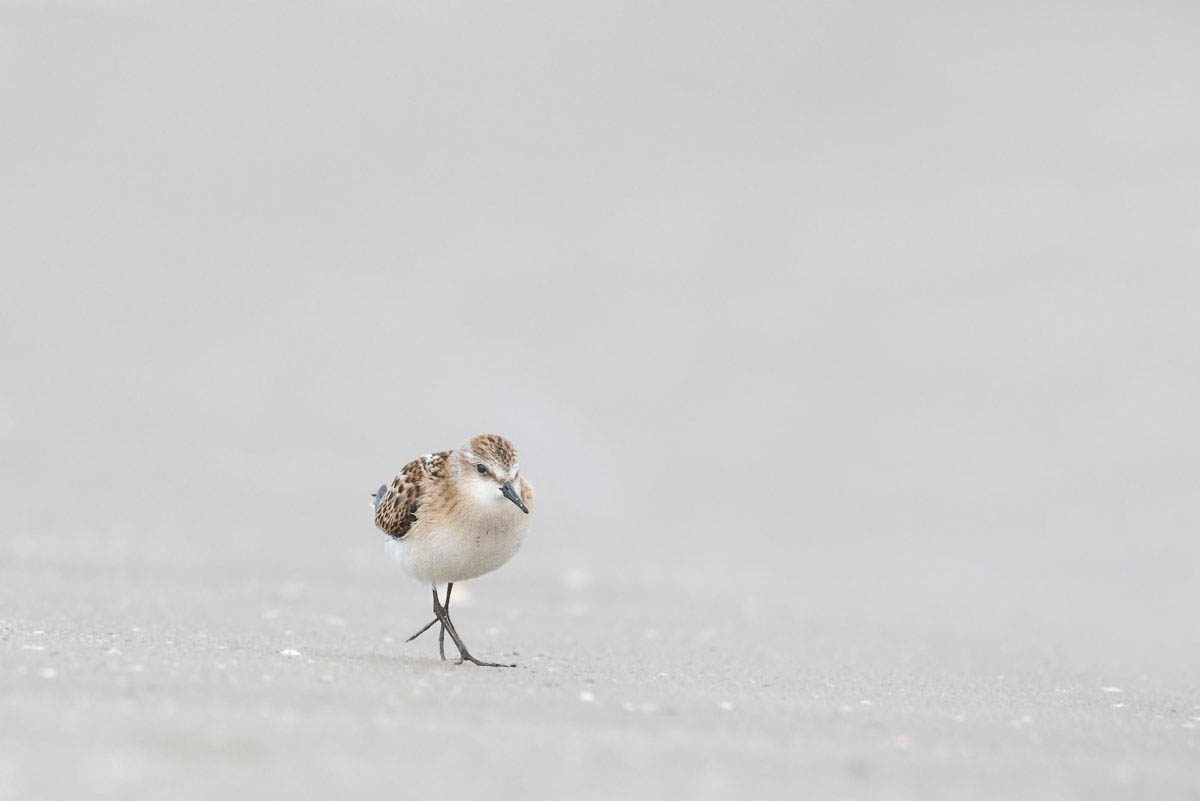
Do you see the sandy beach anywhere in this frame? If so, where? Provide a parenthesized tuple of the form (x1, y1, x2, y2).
(3, 520, 1199, 800)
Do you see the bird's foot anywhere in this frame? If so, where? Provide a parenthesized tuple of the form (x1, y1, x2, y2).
(451, 657, 513, 671)
(434, 610, 514, 668)
(453, 652, 516, 668)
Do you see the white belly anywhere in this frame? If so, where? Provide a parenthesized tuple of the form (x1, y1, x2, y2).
(385, 519, 528, 584)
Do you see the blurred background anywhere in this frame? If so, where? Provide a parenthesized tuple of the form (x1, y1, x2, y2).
(1, 0, 1199, 766)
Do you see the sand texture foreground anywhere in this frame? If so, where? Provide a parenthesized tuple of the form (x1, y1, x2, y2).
(2, 529, 1198, 801)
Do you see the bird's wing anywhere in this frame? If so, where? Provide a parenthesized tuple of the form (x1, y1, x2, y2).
(373, 451, 451, 539)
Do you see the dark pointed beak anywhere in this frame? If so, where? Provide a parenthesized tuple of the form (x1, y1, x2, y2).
(500, 481, 529, 514)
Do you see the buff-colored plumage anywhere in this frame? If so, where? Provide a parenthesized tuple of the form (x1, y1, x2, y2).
(374, 435, 534, 582)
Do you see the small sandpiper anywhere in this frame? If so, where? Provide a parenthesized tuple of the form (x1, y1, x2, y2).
(371, 434, 533, 667)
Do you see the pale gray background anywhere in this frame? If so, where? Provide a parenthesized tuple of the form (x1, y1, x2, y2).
(1, 1, 1198, 799)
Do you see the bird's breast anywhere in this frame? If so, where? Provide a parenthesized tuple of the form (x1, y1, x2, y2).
(394, 513, 529, 584)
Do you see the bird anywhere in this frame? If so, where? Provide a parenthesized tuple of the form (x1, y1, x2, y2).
(370, 433, 533, 667)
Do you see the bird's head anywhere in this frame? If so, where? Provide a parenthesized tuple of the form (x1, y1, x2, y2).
(456, 434, 529, 514)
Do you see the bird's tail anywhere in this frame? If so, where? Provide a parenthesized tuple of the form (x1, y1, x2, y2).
(370, 484, 387, 513)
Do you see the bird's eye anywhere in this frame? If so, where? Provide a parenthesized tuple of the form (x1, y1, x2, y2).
(476, 464, 487, 475)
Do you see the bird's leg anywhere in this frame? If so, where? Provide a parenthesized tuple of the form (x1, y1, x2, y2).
(402, 584, 456, 662)
(432, 586, 514, 668)
(406, 585, 446, 645)
(405, 612, 439, 643)
(438, 583, 453, 661)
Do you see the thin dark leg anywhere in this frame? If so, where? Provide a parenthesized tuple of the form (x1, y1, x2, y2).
(405, 616, 438, 642)
(406, 585, 447, 645)
(438, 583, 453, 661)
(432, 587, 513, 668)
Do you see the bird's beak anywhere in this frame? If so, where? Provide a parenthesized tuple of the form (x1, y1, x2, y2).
(500, 481, 529, 514)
